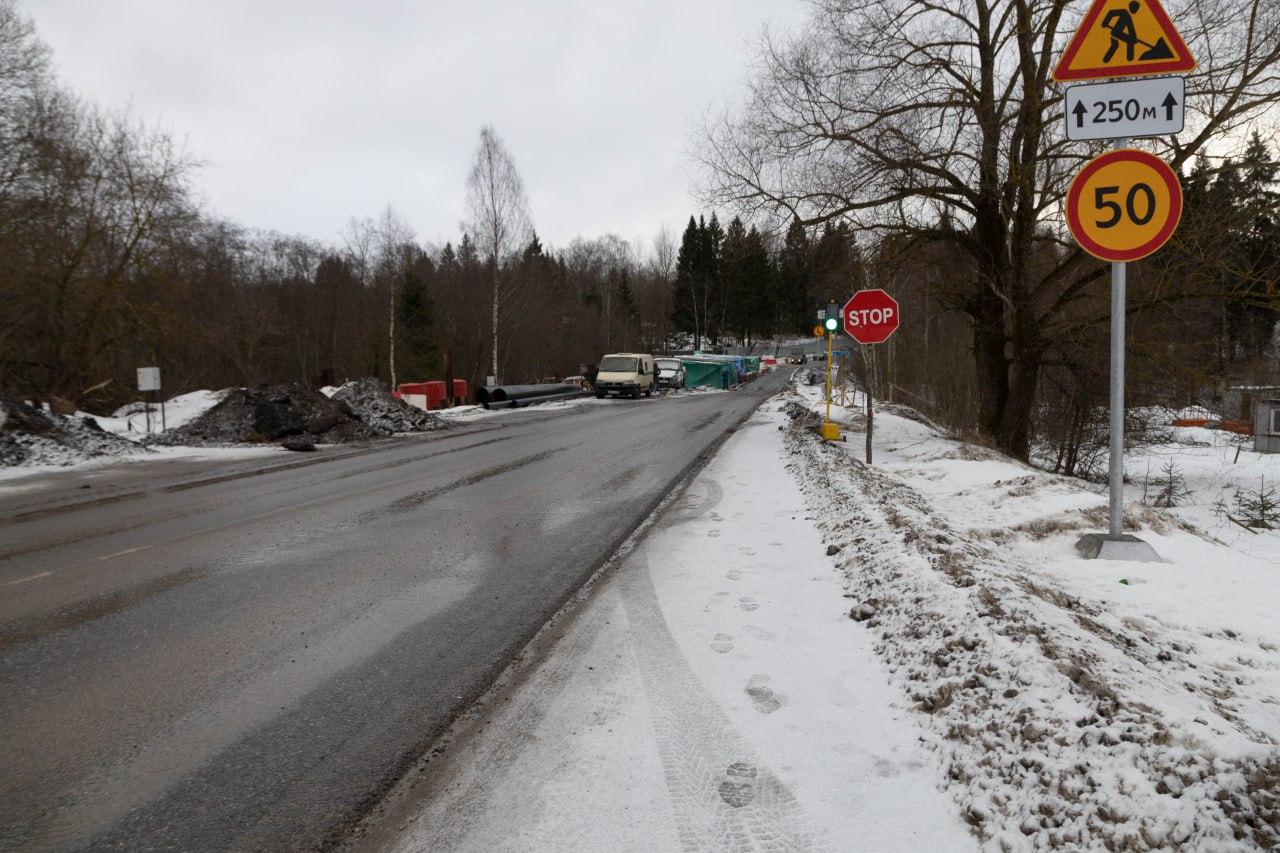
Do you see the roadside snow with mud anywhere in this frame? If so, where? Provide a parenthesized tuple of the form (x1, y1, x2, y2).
(786, 381, 1280, 849)
(1, 392, 147, 469)
(380, 398, 972, 852)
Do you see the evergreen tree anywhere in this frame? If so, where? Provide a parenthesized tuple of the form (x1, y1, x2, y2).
(741, 226, 775, 346)
(524, 231, 545, 260)
(672, 216, 702, 347)
(704, 213, 725, 345)
(721, 216, 749, 341)
(397, 263, 440, 379)
(810, 223, 863, 303)
(777, 219, 812, 334)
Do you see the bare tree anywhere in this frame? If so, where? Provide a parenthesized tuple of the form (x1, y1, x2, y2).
(464, 125, 532, 384)
(378, 205, 414, 387)
(699, 0, 1280, 458)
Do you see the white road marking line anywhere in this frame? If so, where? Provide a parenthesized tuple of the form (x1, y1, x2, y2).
(91, 545, 153, 563)
(5, 570, 53, 586)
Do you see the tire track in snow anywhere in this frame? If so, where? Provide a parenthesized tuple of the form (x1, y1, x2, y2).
(618, 550, 825, 853)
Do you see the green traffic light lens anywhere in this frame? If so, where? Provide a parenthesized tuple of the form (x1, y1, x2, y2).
(824, 318, 838, 331)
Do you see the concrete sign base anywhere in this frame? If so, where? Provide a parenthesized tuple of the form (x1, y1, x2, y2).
(1075, 533, 1163, 562)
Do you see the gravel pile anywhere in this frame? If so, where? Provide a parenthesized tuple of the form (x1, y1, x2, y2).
(156, 383, 382, 446)
(0, 391, 144, 467)
(332, 379, 445, 433)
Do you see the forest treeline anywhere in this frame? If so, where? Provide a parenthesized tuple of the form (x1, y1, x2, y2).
(0, 1, 855, 412)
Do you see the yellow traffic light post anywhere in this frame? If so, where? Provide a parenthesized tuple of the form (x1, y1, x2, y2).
(820, 312, 840, 441)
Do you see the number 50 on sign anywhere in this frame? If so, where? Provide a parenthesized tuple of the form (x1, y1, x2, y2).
(1066, 148, 1182, 261)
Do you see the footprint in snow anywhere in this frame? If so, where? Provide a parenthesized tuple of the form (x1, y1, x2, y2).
(746, 675, 783, 714)
(737, 546, 756, 556)
(739, 596, 760, 612)
(710, 633, 735, 654)
(718, 762, 759, 808)
(726, 569, 743, 581)
(708, 530, 721, 538)
(744, 624, 775, 641)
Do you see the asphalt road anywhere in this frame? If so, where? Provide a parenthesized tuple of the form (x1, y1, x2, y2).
(0, 370, 789, 852)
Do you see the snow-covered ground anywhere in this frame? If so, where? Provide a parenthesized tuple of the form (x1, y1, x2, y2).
(0, 444, 288, 488)
(380, 379, 1280, 851)
(787, 380, 1280, 849)
(86, 390, 228, 437)
(384, 397, 972, 852)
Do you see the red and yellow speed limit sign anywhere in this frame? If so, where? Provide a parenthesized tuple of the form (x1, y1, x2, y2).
(1066, 149, 1182, 261)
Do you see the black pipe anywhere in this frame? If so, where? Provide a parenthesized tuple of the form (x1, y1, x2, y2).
(488, 383, 580, 403)
(509, 390, 591, 408)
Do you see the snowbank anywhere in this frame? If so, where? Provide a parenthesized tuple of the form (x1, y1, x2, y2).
(1, 392, 146, 468)
(91, 390, 228, 437)
(332, 379, 445, 433)
(785, 380, 1280, 849)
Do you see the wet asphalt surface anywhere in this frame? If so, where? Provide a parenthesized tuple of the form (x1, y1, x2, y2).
(0, 371, 788, 852)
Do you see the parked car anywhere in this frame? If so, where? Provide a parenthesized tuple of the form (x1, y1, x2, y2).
(655, 358, 685, 390)
(594, 353, 657, 398)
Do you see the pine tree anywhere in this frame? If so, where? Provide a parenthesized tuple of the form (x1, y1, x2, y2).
(672, 216, 702, 348)
(397, 264, 440, 380)
(1234, 477, 1278, 529)
(704, 213, 725, 345)
(777, 219, 812, 334)
(739, 226, 775, 347)
(721, 216, 749, 343)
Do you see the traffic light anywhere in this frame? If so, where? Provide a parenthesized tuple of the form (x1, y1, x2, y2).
(824, 303, 840, 332)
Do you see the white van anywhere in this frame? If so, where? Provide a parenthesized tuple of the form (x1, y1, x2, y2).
(594, 353, 656, 399)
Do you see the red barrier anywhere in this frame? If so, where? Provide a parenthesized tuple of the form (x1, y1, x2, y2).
(1220, 420, 1254, 436)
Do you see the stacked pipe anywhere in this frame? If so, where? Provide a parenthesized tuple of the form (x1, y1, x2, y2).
(476, 383, 590, 410)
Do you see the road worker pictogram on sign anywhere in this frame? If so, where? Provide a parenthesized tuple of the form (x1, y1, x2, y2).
(1053, 0, 1195, 81)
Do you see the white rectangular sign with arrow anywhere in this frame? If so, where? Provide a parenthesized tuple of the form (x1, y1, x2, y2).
(1064, 76, 1184, 141)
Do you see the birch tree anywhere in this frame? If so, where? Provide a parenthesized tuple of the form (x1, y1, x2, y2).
(464, 125, 532, 385)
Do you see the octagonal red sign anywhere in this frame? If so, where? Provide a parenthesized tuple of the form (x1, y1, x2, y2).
(842, 289, 900, 344)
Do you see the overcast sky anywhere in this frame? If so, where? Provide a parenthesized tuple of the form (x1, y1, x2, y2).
(24, 0, 807, 252)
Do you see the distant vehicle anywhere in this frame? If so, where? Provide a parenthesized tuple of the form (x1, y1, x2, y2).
(789, 347, 807, 364)
(655, 358, 685, 390)
(594, 353, 656, 399)
(563, 375, 590, 390)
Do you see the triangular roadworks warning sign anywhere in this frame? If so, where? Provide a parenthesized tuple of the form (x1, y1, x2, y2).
(1053, 0, 1196, 81)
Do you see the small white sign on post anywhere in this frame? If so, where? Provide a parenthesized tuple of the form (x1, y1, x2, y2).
(137, 367, 161, 392)
(1064, 76, 1184, 142)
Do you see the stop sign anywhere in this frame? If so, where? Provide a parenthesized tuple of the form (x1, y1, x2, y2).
(842, 289, 900, 344)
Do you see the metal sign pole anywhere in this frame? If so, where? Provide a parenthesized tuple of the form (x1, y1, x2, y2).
(1108, 136, 1128, 541)
(1109, 257, 1125, 539)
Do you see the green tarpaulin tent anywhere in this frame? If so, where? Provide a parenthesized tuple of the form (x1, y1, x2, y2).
(681, 359, 732, 389)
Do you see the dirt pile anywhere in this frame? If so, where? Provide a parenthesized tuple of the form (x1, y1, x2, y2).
(332, 379, 445, 433)
(0, 391, 144, 467)
(157, 383, 382, 446)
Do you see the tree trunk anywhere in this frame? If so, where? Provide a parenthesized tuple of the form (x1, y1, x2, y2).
(970, 289, 1008, 441)
(491, 264, 499, 383)
(998, 352, 1040, 460)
